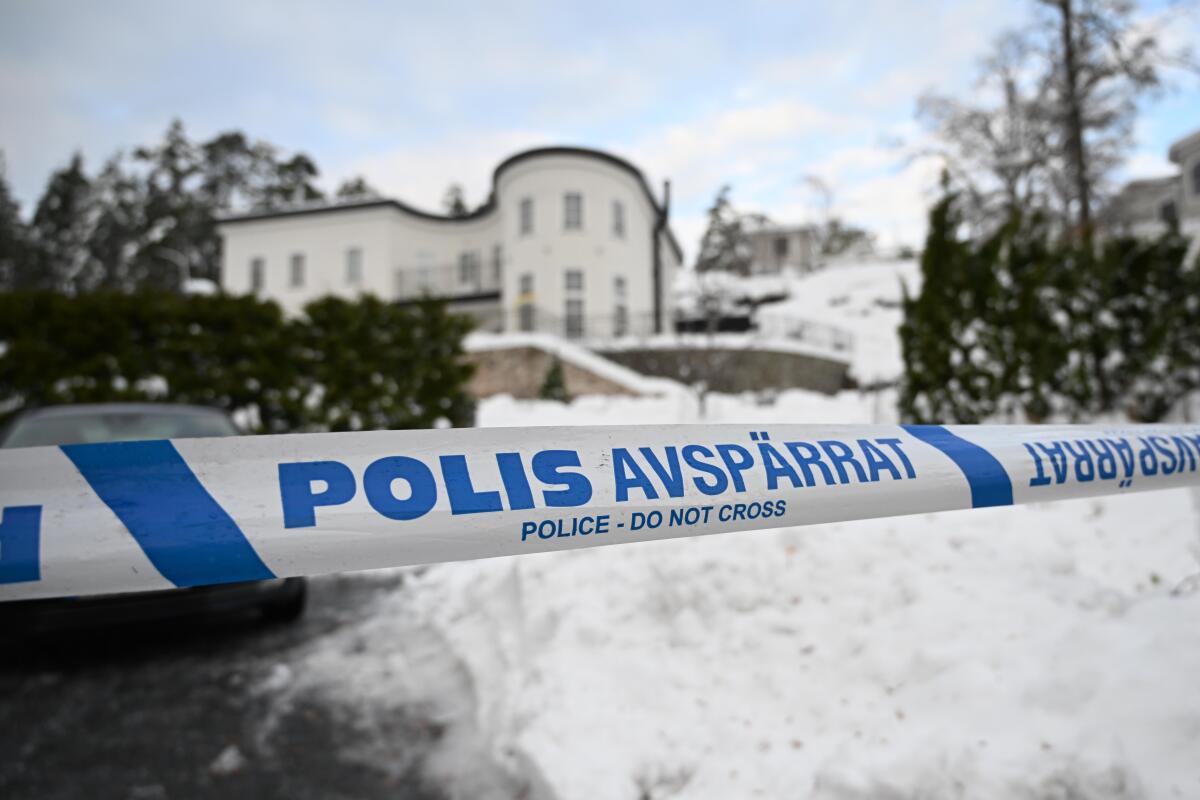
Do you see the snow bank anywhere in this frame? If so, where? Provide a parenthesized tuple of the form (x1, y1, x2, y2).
(410, 484, 1200, 800)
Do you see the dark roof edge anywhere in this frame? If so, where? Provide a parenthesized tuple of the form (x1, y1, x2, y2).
(217, 145, 684, 261)
(216, 197, 495, 226)
(1168, 128, 1200, 163)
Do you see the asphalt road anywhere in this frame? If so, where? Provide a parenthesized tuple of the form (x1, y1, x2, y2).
(0, 574, 450, 800)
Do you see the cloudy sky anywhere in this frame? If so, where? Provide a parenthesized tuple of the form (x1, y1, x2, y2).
(2, 0, 1197, 259)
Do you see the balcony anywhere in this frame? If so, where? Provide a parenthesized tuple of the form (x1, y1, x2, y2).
(393, 262, 502, 301)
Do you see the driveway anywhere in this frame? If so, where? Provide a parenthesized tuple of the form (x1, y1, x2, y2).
(0, 574, 450, 800)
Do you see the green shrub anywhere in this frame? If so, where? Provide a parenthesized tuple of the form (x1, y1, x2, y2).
(539, 357, 570, 403)
(900, 191, 1200, 423)
(0, 291, 475, 432)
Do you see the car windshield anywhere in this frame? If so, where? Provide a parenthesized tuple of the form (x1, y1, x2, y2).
(1, 409, 239, 449)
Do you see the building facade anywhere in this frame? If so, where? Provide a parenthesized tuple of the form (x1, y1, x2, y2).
(1105, 127, 1200, 243)
(745, 223, 819, 275)
(218, 147, 683, 339)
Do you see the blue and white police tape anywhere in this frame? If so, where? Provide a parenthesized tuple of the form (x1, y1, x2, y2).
(2, 423, 1199, 601)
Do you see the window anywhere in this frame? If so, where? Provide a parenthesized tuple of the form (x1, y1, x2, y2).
(565, 298, 584, 339)
(393, 269, 406, 298)
(519, 273, 534, 294)
(459, 251, 480, 289)
(1192, 161, 1200, 196)
(250, 257, 265, 292)
(289, 253, 305, 288)
(415, 252, 434, 293)
(520, 197, 534, 235)
(565, 269, 584, 291)
(518, 303, 537, 332)
(612, 200, 625, 238)
(346, 247, 363, 286)
(614, 305, 629, 337)
(564, 192, 583, 230)
(774, 236, 789, 258)
(491, 244, 503, 285)
(614, 276, 628, 337)
(1160, 200, 1178, 226)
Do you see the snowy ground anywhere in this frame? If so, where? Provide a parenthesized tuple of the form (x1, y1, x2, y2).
(267, 388, 1200, 800)
(263, 260, 1199, 799)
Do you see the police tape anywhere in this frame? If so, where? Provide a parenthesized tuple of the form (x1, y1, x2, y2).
(2, 422, 1199, 601)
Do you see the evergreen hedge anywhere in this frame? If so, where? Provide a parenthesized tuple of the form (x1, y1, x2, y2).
(900, 190, 1200, 423)
(0, 291, 475, 433)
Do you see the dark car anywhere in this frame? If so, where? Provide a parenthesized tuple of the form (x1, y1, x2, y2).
(0, 403, 306, 634)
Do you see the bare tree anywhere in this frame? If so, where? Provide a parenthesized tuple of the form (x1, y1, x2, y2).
(918, 0, 1196, 234)
(918, 32, 1057, 228)
(1034, 0, 1195, 232)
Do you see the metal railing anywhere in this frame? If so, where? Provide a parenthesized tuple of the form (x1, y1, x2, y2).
(477, 305, 855, 357)
(393, 262, 503, 301)
(754, 315, 856, 354)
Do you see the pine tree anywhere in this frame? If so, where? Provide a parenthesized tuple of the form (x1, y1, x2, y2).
(87, 157, 146, 290)
(259, 154, 324, 209)
(30, 153, 95, 291)
(336, 176, 379, 201)
(539, 357, 570, 403)
(900, 178, 1005, 423)
(695, 186, 752, 276)
(442, 184, 469, 217)
(0, 153, 30, 290)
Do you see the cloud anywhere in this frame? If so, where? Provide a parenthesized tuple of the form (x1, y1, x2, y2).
(3, 0, 1196, 263)
(330, 129, 561, 212)
(1121, 150, 1176, 180)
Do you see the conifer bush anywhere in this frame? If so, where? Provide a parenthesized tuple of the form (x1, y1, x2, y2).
(0, 291, 475, 432)
(900, 189, 1200, 423)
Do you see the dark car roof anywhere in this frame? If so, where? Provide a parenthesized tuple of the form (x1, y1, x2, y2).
(13, 403, 231, 421)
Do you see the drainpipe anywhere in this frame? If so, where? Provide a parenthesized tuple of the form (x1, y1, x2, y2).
(652, 180, 671, 335)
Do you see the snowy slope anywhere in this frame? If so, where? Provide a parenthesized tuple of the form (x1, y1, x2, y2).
(756, 258, 921, 385)
(409, 482, 1200, 800)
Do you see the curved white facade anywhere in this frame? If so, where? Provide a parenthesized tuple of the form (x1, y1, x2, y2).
(218, 147, 682, 338)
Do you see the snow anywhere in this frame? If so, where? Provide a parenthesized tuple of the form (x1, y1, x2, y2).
(755, 258, 922, 385)
(182, 277, 219, 295)
(597, 331, 848, 365)
(270, 256, 1200, 799)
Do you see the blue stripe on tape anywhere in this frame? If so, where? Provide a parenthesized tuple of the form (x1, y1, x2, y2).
(0, 505, 41, 584)
(901, 425, 1013, 508)
(62, 440, 274, 587)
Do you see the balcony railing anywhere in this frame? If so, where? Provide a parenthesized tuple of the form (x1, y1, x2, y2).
(394, 262, 502, 301)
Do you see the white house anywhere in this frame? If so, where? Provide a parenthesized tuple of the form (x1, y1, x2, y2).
(217, 146, 684, 340)
(1105, 127, 1200, 245)
(745, 222, 819, 275)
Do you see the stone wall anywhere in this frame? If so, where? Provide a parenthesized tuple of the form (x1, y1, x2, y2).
(465, 346, 638, 399)
(597, 346, 848, 395)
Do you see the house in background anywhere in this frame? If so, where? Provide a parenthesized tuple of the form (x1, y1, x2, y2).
(217, 146, 683, 340)
(745, 222, 819, 275)
(1105, 127, 1200, 243)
